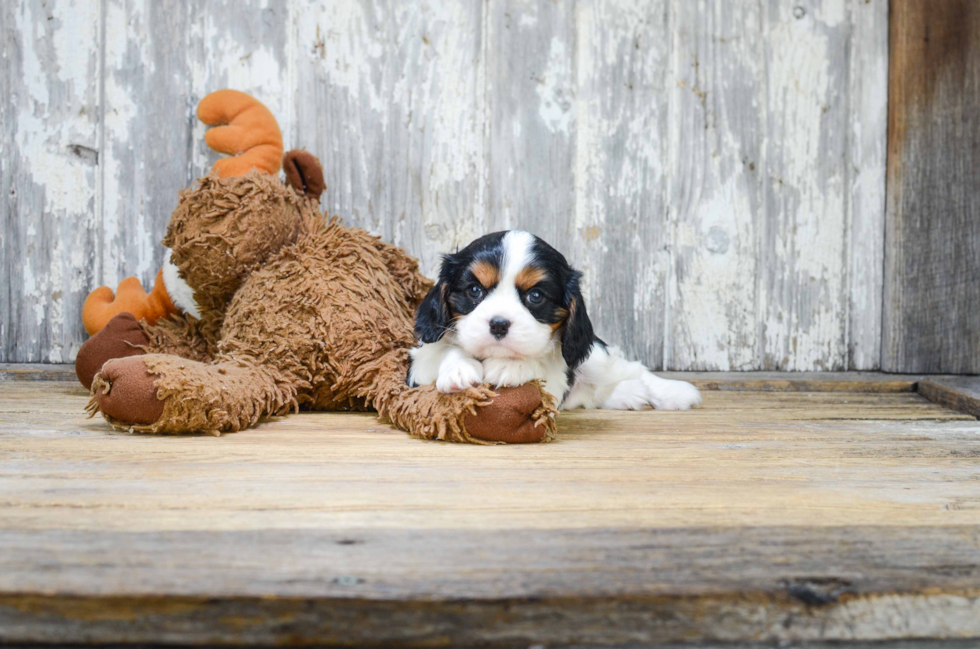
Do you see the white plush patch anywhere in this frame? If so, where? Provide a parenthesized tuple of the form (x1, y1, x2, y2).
(161, 249, 201, 319)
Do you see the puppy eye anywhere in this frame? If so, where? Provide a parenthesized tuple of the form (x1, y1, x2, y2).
(526, 289, 544, 305)
(467, 285, 484, 299)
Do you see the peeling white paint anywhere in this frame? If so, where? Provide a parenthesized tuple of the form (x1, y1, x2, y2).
(6, 0, 101, 362)
(536, 37, 573, 135)
(3, 0, 888, 370)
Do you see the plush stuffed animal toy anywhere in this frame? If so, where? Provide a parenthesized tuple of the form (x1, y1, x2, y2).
(76, 90, 556, 444)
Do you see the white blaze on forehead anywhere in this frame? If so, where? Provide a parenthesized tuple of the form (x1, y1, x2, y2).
(453, 229, 554, 361)
(499, 230, 535, 289)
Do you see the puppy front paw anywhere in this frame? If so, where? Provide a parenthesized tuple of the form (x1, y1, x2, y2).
(482, 358, 539, 388)
(436, 356, 484, 393)
(643, 375, 702, 410)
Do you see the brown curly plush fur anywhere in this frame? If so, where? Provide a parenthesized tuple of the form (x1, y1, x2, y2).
(84, 160, 557, 443)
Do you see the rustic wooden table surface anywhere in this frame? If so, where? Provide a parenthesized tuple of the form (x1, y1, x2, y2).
(1, 372, 979, 646)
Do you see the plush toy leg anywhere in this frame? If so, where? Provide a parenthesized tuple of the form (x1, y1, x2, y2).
(362, 349, 558, 444)
(141, 314, 218, 364)
(88, 354, 298, 435)
(76, 313, 150, 390)
(75, 312, 217, 390)
(462, 384, 558, 444)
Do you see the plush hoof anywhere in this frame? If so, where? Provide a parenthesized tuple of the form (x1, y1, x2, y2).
(464, 384, 550, 444)
(92, 356, 165, 426)
(76, 312, 150, 390)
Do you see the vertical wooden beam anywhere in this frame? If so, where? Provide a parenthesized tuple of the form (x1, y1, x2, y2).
(486, 0, 576, 248)
(0, 0, 102, 363)
(667, 0, 767, 371)
(294, 0, 487, 278)
(883, 0, 980, 373)
(573, 0, 670, 369)
(846, 0, 889, 370)
(100, 0, 194, 296)
(668, 1, 882, 372)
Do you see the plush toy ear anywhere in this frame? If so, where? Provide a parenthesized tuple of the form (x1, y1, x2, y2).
(561, 270, 595, 370)
(414, 282, 451, 344)
(283, 150, 325, 201)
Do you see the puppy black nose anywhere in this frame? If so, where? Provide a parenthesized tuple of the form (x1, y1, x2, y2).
(489, 317, 511, 339)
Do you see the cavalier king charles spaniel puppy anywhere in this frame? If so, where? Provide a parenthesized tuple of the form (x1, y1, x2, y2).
(408, 230, 702, 411)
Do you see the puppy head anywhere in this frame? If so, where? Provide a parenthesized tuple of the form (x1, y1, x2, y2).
(415, 230, 594, 368)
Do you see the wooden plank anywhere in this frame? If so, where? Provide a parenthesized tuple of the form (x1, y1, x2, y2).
(1, 382, 980, 644)
(4, 0, 891, 373)
(919, 377, 980, 419)
(99, 0, 294, 294)
(486, 0, 575, 248)
(293, 1, 389, 242)
(294, 0, 486, 278)
(0, 384, 974, 532)
(0, 0, 102, 363)
(99, 0, 192, 296)
(0, 363, 75, 382)
(1, 527, 979, 646)
(846, 0, 888, 369)
(667, 0, 887, 372)
(572, 0, 670, 370)
(757, 0, 851, 371)
(882, 0, 980, 373)
(381, 0, 488, 275)
(0, 364, 964, 392)
(666, 0, 766, 371)
(659, 371, 926, 393)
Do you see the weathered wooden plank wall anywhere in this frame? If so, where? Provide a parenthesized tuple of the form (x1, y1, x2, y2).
(1, 0, 888, 370)
(883, 0, 980, 373)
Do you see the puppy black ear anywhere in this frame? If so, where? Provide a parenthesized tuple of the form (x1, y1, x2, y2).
(561, 270, 595, 369)
(414, 282, 450, 344)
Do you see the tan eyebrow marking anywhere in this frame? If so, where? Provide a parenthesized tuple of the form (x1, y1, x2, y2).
(515, 267, 546, 291)
(470, 260, 499, 288)
(551, 299, 572, 331)
(550, 305, 569, 331)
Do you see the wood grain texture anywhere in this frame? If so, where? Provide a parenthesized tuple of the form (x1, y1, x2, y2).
(759, 0, 850, 372)
(294, 0, 487, 275)
(0, 363, 75, 381)
(883, 0, 980, 373)
(667, 0, 765, 371)
(1, 0, 102, 364)
(1, 381, 979, 645)
(659, 371, 927, 393)
(100, 0, 295, 294)
(919, 377, 980, 419)
(574, 0, 670, 369)
(668, 0, 886, 372)
(847, 0, 888, 370)
(0, 362, 954, 394)
(3, 0, 889, 371)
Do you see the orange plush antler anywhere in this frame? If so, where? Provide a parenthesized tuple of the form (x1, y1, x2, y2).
(82, 270, 177, 335)
(197, 89, 283, 177)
